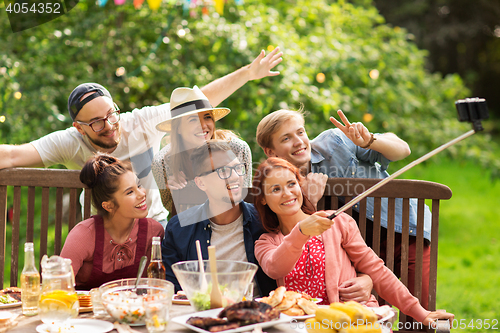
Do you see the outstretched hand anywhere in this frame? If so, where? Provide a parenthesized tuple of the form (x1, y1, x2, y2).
(299, 211, 335, 237)
(247, 47, 283, 81)
(330, 110, 372, 148)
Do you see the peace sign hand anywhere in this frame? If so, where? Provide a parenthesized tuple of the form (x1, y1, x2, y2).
(330, 110, 372, 148)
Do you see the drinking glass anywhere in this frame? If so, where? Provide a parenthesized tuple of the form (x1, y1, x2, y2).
(143, 294, 170, 333)
(90, 288, 107, 317)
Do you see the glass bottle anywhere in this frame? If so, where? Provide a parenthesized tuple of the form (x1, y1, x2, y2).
(147, 237, 166, 279)
(21, 242, 40, 316)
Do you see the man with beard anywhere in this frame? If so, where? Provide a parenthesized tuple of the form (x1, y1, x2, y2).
(0, 48, 283, 227)
(162, 140, 276, 297)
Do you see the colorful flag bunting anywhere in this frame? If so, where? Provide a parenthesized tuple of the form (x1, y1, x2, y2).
(147, 0, 161, 10)
(133, 0, 145, 8)
(214, 0, 223, 15)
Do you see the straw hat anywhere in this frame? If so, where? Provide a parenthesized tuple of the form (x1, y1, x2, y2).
(156, 86, 230, 132)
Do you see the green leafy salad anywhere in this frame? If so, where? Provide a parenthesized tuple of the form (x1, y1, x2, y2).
(0, 295, 18, 304)
(190, 283, 239, 310)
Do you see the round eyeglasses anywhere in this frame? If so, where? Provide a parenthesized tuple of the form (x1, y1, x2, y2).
(198, 163, 247, 180)
(76, 108, 120, 133)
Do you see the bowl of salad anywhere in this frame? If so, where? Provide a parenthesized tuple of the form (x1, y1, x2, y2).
(99, 278, 174, 326)
(171, 260, 257, 311)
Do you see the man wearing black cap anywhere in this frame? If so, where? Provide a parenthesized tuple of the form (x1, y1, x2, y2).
(0, 47, 283, 226)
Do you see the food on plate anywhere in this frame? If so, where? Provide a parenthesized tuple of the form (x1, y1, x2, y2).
(343, 301, 378, 323)
(315, 307, 351, 326)
(297, 298, 319, 315)
(265, 286, 286, 307)
(186, 300, 280, 332)
(173, 291, 188, 300)
(0, 287, 21, 303)
(275, 290, 302, 311)
(282, 304, 305, 316)
(101, 290, 145, 324)
(307, 302, 385, 333)
(76, 292, 92, 308)
(190, 283, 237, 311)
(0, 295, 19, 305)
(329, 302, 365, 322)
(304, 318, 336, 333)
(368, 305, 394, 322)
(258, 286, 318, 317)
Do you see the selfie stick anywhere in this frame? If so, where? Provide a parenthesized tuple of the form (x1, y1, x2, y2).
(327, 98, 488, 220)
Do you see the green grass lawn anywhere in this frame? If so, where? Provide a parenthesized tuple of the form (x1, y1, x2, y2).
(402, 158, 500, 331)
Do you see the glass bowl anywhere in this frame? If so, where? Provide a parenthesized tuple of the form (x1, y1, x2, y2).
(99, 278, 174, 326)
(171, 260, 257, 311)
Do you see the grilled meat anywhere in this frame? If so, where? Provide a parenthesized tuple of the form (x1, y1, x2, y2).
(0, 287, 21, 302)
(226, 309, 268, 325)
(208, 323, 241, 332)
(218, 300, 262, 318)
(186, 316, 228, 329)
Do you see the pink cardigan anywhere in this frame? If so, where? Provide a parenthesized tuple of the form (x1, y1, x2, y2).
(254, 213, 430, 323)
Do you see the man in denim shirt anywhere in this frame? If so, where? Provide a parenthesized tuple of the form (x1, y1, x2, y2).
(256, 108, 432, 309)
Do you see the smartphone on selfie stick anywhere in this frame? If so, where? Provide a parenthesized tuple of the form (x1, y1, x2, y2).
(328, 97, 489, 220)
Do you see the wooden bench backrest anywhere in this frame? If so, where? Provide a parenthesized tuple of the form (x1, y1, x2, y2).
(0, 168, 92, 288)
(318, 178, 452, 331)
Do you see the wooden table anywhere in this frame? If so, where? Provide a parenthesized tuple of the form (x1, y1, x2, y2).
(6, 304, 306, 332)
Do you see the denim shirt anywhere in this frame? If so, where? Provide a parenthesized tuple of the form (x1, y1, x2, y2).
(161, 201, 277, 296)
(311, 129, 431, 241)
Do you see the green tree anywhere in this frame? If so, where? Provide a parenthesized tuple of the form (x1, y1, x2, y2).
(0, 0, 498, 177)
(374, 0, 500, 121)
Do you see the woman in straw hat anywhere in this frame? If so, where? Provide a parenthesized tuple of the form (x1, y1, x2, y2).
(152, 86, 252, 215)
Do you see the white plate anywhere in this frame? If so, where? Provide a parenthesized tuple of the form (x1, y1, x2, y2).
(171, 307, 293, 333)
(0, 301, 21, 309)
(254, 297, 323, 304)
(36, 319, 113, 333)
(288, 313, 315, 320)
(369, 305, 396, 323)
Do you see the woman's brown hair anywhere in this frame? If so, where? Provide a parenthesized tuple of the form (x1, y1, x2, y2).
(252, 157, 315, 233)
(80, 153, 133, 217)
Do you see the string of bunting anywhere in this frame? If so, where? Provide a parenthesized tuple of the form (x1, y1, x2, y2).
(98, 0, 244, 14)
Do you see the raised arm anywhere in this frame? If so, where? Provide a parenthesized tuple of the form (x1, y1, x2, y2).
(201, 47, 283, 107)
(330, 110, 411, 161)
(0, 143, 44, 169)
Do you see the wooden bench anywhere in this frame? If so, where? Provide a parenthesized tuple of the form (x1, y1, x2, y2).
(0, 168, 91, 288)
(317, 178, 452, 332)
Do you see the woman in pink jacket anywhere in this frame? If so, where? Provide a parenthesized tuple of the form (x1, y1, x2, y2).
(253, 157, 453, 326)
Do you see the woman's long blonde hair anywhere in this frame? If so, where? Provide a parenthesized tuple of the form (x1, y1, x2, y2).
(168, 111, 239, 181)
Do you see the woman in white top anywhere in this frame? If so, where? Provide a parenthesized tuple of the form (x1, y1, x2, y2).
(152, 86, 251, 216)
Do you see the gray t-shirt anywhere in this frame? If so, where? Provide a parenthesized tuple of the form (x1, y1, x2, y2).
(210, 214, 259, 297)
(31, 104, 171, 222)
(210, 214, 247, 262)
